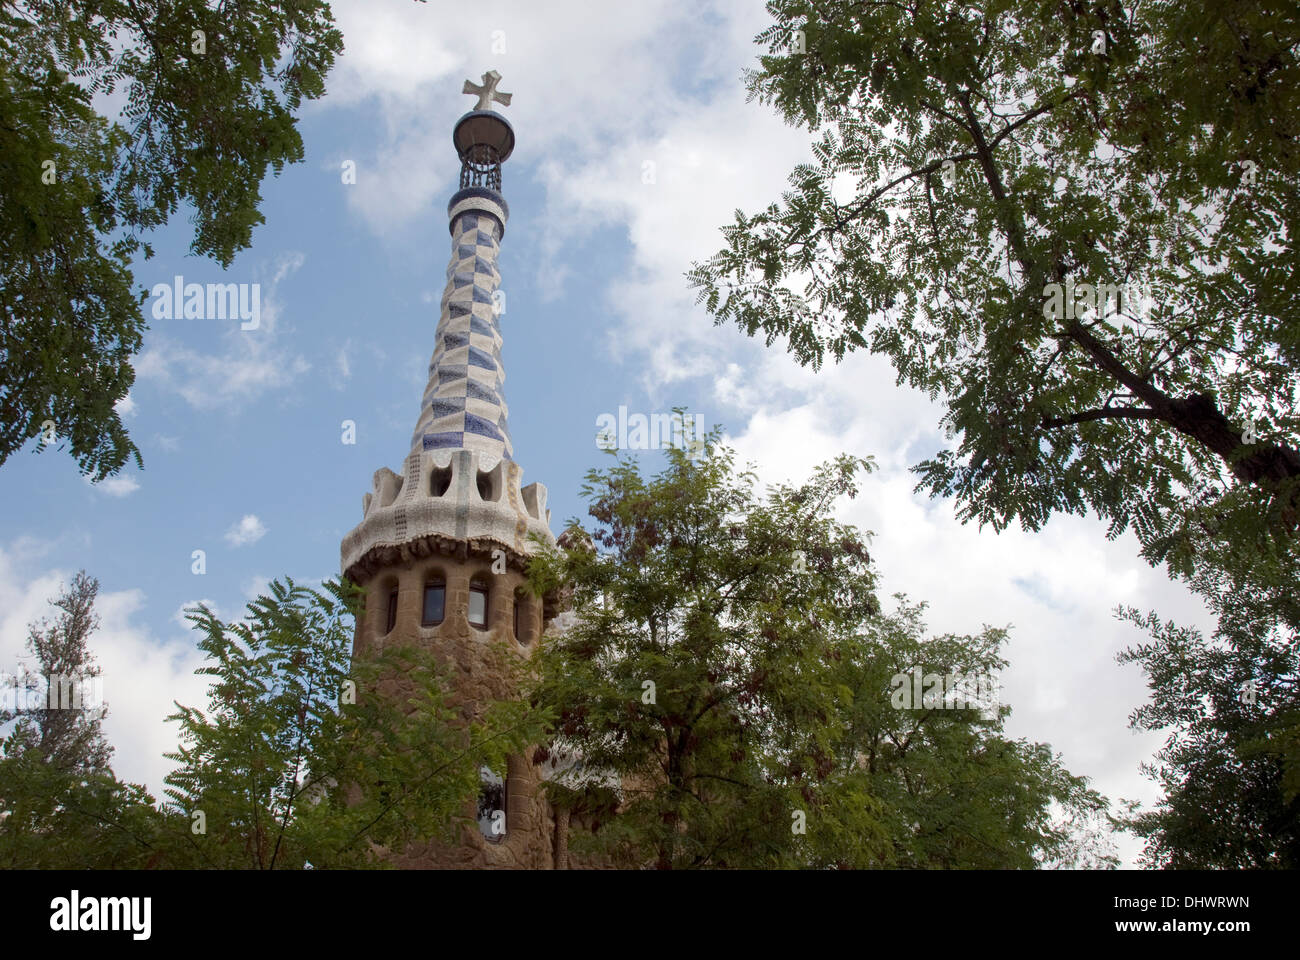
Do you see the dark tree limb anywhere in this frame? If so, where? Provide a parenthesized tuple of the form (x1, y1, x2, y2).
(1042, 407, 1164, 428)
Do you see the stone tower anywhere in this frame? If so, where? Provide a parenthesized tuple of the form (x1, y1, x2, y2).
(339, 71, 560, 868)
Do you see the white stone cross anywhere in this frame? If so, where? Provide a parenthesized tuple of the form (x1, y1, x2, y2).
(463, 69, 512, 111)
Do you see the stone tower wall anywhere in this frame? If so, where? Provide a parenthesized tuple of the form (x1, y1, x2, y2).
(352, 548, 556, 869)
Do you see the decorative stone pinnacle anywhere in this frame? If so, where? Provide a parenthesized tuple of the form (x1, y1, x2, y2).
(463, 69, 512, 112)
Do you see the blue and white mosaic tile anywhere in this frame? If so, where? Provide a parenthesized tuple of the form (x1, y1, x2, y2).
(410, 210, 513, 464)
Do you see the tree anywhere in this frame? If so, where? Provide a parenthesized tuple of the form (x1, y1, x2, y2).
(0, 1, 346, 479)
(842, 597, 1116, 869)
(0, 755, 161, 869)
(1, 572, 549, 869)
(0, 569, 160, 868)
(159, 578, 548, 869)
(530, 438, 1114, 868)
(688, 0, 1300, 625)
(1115, 587, 1300, 867)
(0, 569, 111, 773)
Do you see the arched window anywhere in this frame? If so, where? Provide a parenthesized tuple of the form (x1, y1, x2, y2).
(476, 471, 493, 502)
(469, 577, 489, 629)
(422, 578, 446, 626)
(429, 464, 452, 497)
(477, 766, 506, 842)
(385, 587, 399, 634)
(513, 592, 530, 645)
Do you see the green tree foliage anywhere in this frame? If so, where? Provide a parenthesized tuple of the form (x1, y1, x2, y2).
(688, 0, 1300, 620)
(530, 438, 1114, 868)
(0, 1, 346, 479)
(1116, 586, 1300, 867)
(2, 573, 546, 869)
(846, 599, 1116, 868)
(0, 569, 111, 772)
(0, 569, 159, 868)
(159, 578, 548, 869)
(0, 755, 161, 869)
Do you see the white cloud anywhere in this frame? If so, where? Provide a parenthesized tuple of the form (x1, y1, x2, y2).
(224, 515, 267, 548)
(172, 599, 217, 631)
(5, 534, 59, 563)
(242, 575, 272, 600)
(322, 0, 744, 237)
(135, 252, 310, 411)
(84, 474, 141, 498)
(524, 63, 816, 386)
(114, 393, 137, 417)
(319, 3, 456, 105)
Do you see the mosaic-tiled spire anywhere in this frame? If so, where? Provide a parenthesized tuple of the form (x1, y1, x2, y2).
(411, 72, 517, 465)
(410, 202, 511, 462)
(342, 72, 554, 585)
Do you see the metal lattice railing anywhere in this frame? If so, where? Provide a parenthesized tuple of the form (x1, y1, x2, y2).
(460, 152, 502, 191)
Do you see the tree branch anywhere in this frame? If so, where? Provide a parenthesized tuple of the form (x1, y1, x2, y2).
(1042, 407, 1163, 429)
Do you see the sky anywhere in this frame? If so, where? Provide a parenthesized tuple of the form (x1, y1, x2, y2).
(0, 0, 1217, 866)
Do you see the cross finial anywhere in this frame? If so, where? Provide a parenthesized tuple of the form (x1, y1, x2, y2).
(462, 69, 512, 111)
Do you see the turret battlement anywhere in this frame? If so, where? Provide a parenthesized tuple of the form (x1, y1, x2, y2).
(341, 446, 554, 583)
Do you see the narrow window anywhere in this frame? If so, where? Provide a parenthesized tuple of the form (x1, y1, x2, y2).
(476, 471, 493, 502)
(477, 766, 506, 842)
(385, 588, 398, 634)
(514, 594, 530, 645)
(469, 577, 489, 629)
(422, 579, 445, 626)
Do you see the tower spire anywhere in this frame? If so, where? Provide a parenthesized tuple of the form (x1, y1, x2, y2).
(410, 71, 517, 465)
(342, 70, 552, 585)
(339, 73, 560, 870)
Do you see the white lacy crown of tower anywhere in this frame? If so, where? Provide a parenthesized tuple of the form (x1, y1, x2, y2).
(341, 74, 554, 582)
